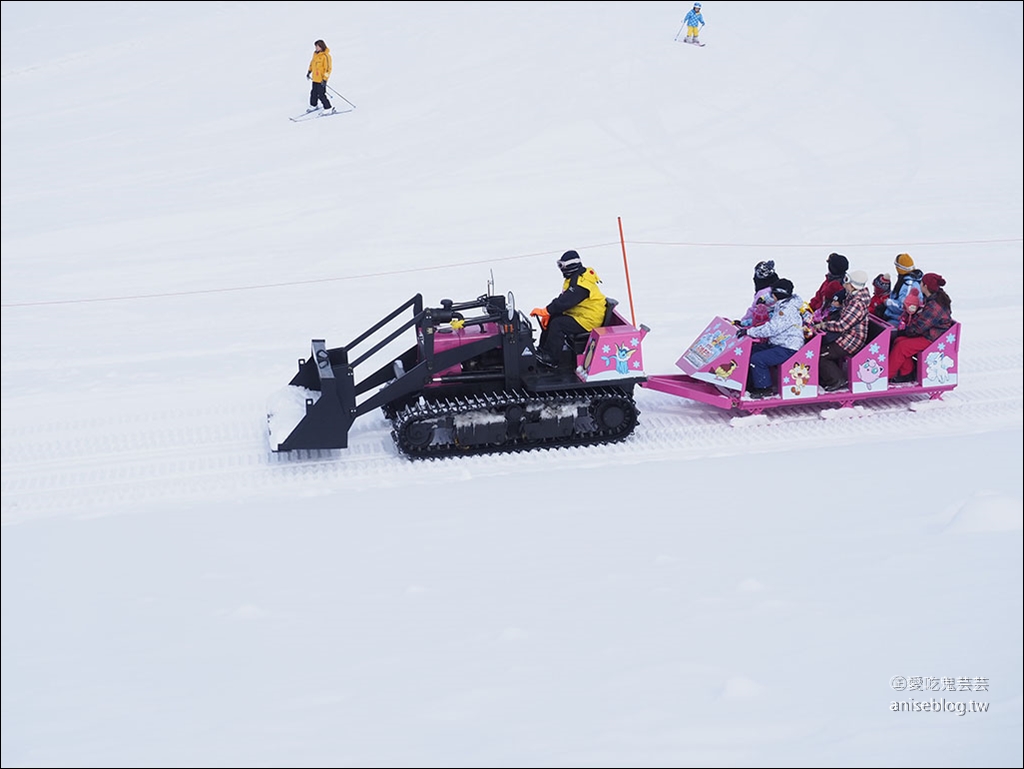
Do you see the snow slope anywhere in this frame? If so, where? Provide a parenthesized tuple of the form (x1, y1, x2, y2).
(2, 2, 1022, 766)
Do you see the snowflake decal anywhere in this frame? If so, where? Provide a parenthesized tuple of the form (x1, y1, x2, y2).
(632, 360, 642, 369)
(870, 342, 880, 355)
(630, 337, 640, 348)
(937, 342, 945, 352)
(878, 353, 886, 362)
(805, 349, 816, 360)
(946, 331, 957, 344)
(602, 343, 612, 354)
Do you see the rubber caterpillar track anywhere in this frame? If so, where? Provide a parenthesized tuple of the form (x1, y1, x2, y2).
(390, 386, 639, 459)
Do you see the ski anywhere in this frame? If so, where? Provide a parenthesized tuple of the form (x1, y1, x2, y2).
(677, 39, 706, 47)
(289, 108, 353, 123)
(290, 109, 321, 122)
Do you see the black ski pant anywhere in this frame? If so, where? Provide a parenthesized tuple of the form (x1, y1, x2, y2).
(819, 340, 850, 387)
(540, 314, 588, 357)
(310, 81, 332, 109)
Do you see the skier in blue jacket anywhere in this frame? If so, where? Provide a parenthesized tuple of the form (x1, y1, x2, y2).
(684, 3, 705, 45)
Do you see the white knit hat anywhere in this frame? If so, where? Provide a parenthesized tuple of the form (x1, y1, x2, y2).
(846, 270, 868, 289)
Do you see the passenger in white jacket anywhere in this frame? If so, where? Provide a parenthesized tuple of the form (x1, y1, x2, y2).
(739, 278, 805, 397)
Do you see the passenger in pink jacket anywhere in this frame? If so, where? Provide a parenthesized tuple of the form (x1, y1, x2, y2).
(735, 260, 777, 328)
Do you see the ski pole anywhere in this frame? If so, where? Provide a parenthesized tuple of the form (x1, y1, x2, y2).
(327, 84, 356, 109)
(673, 21, 685, 41)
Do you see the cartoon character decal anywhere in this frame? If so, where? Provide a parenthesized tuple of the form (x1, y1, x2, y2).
(925, 350, 955, 384)
(788, 361, 811, 395)
(582, 338, 597, 371)
(602, 343, 637, 375)
(857, 358, 884, 389)
(711, 360, 738, 381)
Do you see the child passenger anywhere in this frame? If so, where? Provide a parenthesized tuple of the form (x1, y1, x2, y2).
(820, 288, 847, 344)
(869, 273, 890, 318)
(735, 260, 778, 328)
(897, 287, 922, 331)
(883, 253, 924, 325)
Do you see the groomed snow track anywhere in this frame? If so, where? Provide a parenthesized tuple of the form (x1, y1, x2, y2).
(2, 339, 1020, 524)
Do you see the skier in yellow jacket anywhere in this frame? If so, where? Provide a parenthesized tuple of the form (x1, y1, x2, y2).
(306, 39, 334, 114)
(531, 250, 607, 368)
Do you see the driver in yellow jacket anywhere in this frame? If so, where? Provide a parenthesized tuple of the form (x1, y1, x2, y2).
(306, 39, 334, 113)
(531, 250, 607, 368)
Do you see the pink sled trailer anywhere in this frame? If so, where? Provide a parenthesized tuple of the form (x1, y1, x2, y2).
(642, 315, 960, 414)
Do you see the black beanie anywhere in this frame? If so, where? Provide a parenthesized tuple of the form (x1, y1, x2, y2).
(827, 252, 849, 277)
(771, 278, 794, 300)
(754, 260, 776, 280)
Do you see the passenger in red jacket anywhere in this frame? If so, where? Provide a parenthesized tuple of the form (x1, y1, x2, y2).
(808, 252, 848, 323)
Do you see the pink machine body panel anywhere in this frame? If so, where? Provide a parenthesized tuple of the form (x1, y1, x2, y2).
(422, 307, 651, 385)
(575, 308, 649, 383)
(427, 322, 502, 377)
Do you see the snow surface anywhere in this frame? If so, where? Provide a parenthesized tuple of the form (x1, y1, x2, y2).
(2, 2, 1022, 766)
